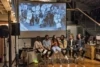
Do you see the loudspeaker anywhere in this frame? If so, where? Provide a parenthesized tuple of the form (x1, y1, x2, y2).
(0, 25, 9, 38)
(11, 23, 20, 35)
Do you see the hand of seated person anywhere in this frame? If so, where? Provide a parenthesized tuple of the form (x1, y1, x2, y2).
(40, 46, 44, 49)
(79, 47, 82, 51)
(47, 48, 51, 50)
(70, 47, 73, 50)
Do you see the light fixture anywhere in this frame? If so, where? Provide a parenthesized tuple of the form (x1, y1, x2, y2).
(0, 24, 8, 26)
(7, 0, 11, 2)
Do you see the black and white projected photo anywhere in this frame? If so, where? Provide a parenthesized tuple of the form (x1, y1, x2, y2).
(19, 3, 66, 31)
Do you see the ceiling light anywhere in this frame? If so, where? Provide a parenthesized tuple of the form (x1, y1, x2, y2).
(0, 24, 8, 26)
(7, 0, 11, 2)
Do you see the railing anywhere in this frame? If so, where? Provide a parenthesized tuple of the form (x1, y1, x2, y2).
(73, 8, 100, 35)
(76, 8, 100, 26)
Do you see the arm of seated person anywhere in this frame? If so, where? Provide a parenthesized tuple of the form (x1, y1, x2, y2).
(79, 47, 83, 51)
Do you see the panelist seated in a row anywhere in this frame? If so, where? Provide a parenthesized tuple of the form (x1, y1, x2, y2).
(33, 35, 68, 59)
(66, 34, 85, 59)
(33, 34, 85, 59)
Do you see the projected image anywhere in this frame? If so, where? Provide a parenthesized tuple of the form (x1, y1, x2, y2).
(19, 3, 66, 31)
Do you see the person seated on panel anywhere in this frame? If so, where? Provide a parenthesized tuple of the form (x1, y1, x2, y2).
(58, 35, 68, 59)
(58, 35, 67, 55)
(33, 36, 47, 57)
(76, 34, 86, 58)
(43, 35, 53, 58)
(67, 34, 77, 59)
(51, 35, 61, 53)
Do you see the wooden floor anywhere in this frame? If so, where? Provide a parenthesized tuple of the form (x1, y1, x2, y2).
(28, 58, 100, 67)
(0, 58, 100, 67)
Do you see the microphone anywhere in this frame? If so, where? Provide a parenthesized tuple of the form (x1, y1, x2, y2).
(22, 39, 26, 48)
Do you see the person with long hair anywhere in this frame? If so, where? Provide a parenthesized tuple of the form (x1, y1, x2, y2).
(67, 34, 77, 59)
(51, 35, 61, 53)
(76, 34, 85, 59)
(58, 35, 67, 55)
(58, 35, 68, 59)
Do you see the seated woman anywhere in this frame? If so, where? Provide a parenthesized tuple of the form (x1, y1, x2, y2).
(43, 35, 53, 58)
(51, 35, 61, 53)
(33, 36, 47, 57)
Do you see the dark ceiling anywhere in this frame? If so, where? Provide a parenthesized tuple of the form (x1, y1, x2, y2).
(0, 0, 100, 22)
(76, 0, 100, 8)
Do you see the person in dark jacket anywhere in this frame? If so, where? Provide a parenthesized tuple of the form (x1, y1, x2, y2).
(76, 34, 86, 58)
(66, 34, 77, 58)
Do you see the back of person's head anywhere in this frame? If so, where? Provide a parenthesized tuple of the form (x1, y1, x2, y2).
(36, 36, 41, 41)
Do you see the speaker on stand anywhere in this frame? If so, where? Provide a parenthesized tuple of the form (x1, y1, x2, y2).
(0, 25, 9, 67)
(11, 23, 20, 67)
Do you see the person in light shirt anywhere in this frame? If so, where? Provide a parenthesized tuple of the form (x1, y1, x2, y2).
(58, 35, 67, 55)
(43, 35, 53, 58)
(33, 36, 47, 58)
(58, 35, 68, 59)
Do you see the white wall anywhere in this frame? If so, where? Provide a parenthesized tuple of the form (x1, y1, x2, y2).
(6, 36, 31, 61)
(67, 25, 77, 39)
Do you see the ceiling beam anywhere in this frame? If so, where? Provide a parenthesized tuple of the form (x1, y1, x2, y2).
(0, 14, 8, 21)
(1, 0, 11, 11)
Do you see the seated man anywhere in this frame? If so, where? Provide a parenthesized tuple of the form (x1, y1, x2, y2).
(67, 34, 77, 59)
(58, 35, 68, 59)
(33, 36, 47, 57)
(43, 35, 53, 58)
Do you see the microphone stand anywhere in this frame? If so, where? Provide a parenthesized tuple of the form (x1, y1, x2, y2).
(15, 35, 18, 67)
(22, 39, 26, 48)
(3, 37, 8, 67)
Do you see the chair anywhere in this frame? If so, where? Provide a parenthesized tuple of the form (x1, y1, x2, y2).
(50, 51, 63, 67)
